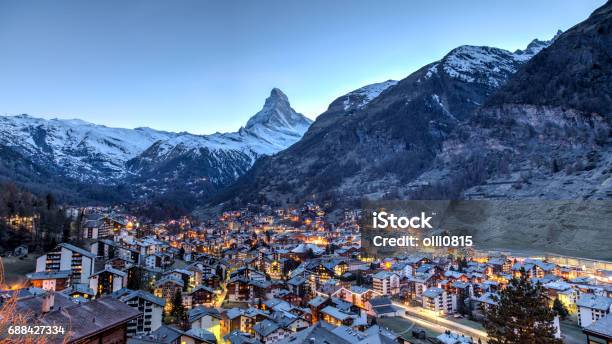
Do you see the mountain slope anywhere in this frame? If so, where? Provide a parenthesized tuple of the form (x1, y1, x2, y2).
(430, 2, 612, 200)
(125, 89, 312, 199)
(0, 89, 312, 203)
(0, 115, 175, 182)
(212, 36, 558, 207)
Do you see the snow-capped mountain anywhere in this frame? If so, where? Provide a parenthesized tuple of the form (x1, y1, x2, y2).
(424, 33, 561, 89)
(127, 88, 312, 189)
(212, 32, 563, 206)
(0, 88, 312, 199)
(243, 88, 312, 147)
(0, 115, 176, 181)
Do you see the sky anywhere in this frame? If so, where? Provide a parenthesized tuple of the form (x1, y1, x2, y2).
(0, 0, 606, 135)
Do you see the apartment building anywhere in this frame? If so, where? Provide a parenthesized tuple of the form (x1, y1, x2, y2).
(35, 243, 96, 285)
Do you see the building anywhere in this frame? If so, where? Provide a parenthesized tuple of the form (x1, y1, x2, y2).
(221, 307, 269, 337)
(35, 243, 96, 285)
(319, 305, 359, 327)
(26, 270, 71, 291)
(89, 267, 128, 296)
(372, 271, 400, 296)
(422, 287, 456, 315)
(114, 288, 166, 336)
(186, 285, 216, 308)
(367, 296, 402, 318)
(253, 319, 291, 343)
(128, 325, 216, 344)
(276, 321, 397, 344)
(583, 313, 612, 344)
(226, 276, 270, 303)
(332, 286, 381, 312)
(16, 291, 140, 343)
(154, 275, 185, 311)
(189, 307, 222, 343)
(577, 294, 612, 328)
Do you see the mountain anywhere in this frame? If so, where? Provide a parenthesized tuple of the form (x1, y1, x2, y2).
(431, 3, 612, 200)
(211, 33, 561, 208)
(126, 88, 312, 199)
(0, 88, 312, 203)
(0, 115, 175, 182)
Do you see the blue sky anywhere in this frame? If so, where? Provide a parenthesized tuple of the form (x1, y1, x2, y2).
(0, 0, 605, 134)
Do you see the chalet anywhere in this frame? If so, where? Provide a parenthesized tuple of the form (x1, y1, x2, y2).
(405, 273, 435, 300)
(26, 270, 71, 291)
(227, 276, 271, 302)
(287, 275, 309, 298)
(128, 325, 216, 344)
(81, 213, 105, 239)
(186, 285, 216, 308)
(320, 305, 357, 327)
(201, 273, 222, 291)
(471, 292, 498, 320)
(486, 256, 511, 274)
(145, 252, 172, 270)
(167, 268, 196, 291)
(17, 292, 139, 344)
(332, 286, 381, 311)
(61, 283, 96, 300)
(253, 319, 291, 343)
(512, 259, 558, 279)
(230, 266, 267, 282)
(543, 280, 577, 313)
(189, 307, 222, 342)
(308, 295, 332, 323)
(221, 307, 269, 337)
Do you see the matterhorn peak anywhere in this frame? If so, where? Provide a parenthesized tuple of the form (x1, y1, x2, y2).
(245, 88, 312, 133)
(260, 88, 292, 111)
(269, 87, 288, 100)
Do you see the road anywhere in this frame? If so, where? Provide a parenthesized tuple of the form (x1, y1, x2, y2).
(393, 301, 488, 341)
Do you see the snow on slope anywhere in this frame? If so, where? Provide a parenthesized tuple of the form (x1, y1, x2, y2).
(425, 32, 561, 87)
(0, 88, 312, 184)
(342, 80, 398, 111)
(0, 114, 175, 180)
(137, 88, 313, 165)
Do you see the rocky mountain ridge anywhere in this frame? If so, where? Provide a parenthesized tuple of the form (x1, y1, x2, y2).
(211, 30, 566, 208)
(0, 88, 312, 202)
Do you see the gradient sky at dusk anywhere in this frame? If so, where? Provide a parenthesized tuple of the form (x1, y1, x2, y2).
(0, 0, 605, 134)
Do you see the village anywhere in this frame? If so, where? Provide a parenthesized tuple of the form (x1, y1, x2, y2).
(1, 202, 611, 344)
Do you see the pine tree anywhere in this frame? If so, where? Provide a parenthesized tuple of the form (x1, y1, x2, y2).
(127, 267, 143, 290)
(552, 298, 569, 320)
(483, 270, 562, 343)
(171, 289, 186, 323)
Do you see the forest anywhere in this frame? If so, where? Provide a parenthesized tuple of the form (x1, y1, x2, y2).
(0, 182, 71, 254)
